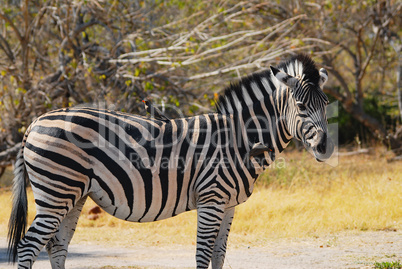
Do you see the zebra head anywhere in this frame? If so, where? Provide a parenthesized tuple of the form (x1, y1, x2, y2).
(270, 60, 334, 162)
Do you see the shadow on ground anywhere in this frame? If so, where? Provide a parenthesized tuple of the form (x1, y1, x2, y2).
(0, 247, 99, 265)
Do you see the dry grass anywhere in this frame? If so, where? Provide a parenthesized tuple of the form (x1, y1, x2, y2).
(1, 149, 401, 248)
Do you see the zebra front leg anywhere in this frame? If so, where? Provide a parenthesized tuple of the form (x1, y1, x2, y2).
(196, 202, 227, 269)
(46, 195, 88, 269)
(211, 207, 235, 269)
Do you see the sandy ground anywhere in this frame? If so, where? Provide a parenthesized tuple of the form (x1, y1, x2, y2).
(0, 231, 401, 269)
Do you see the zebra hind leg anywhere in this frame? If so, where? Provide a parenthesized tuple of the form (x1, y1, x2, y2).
(211, 207, 235, 269)
(196, 202, 227, 269)
(16, 211, 66, 268)
(46, 195, 88, 269)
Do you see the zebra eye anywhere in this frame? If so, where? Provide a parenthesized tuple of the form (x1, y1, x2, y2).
(297, 103, 306, 111)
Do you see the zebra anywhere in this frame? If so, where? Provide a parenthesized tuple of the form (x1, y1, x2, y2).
(8, 53, 334, 269)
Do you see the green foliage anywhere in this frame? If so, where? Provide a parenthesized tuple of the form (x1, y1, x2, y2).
(374, 261, 402, 269)
(326, 84, 400, 146)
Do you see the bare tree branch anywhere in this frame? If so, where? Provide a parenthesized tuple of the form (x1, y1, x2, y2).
(0, 143, 21, 164)
(0, 11, 23, 43)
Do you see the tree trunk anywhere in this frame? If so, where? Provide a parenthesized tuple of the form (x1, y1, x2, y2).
(397, 53, 402, 123)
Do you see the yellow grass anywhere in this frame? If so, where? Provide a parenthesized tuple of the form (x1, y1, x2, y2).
(1, 149, 401, 248)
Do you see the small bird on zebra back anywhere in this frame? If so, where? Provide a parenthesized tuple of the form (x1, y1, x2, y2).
(142, 99, 171, 121)
(7, 53, 334, 269)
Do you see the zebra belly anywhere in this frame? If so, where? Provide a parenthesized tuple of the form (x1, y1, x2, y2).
(89, 180, 194, 223)
(82, 144, 196, 222)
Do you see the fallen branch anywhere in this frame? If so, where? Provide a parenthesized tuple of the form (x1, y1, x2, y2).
(387, 155, 402, 162)
(336, 148, 371, 156)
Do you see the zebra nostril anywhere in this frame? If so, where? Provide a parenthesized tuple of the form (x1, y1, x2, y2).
(316, 132, 327, 155)
(317, 141, 326, 154)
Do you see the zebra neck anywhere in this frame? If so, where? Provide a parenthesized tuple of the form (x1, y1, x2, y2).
(273, 87, 293, 151)
(229, 95, 292, 178)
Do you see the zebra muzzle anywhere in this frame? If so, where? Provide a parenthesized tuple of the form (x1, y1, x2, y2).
(313, 131, 335, 162)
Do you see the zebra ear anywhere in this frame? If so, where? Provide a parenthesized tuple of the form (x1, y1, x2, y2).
(319, 68, 328, 88)
(270, 66, 298, 88)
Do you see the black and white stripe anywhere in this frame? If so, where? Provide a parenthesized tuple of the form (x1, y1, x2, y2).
(8, 53, 333, 269)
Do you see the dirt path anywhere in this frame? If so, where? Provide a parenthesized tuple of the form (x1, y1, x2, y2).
(0, 231, 401, 269)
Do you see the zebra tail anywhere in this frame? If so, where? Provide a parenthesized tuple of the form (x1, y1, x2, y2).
(7, 147, 29, 263)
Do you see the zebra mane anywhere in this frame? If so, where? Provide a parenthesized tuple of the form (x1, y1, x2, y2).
(216, 53, 321, 115)
(277, 53, 320, 84)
